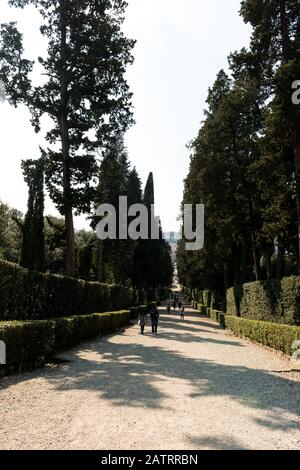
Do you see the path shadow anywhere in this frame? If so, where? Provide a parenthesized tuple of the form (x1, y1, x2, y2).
(187, 435, 246, 450)
(32, 336, 300, 433)
(1, 312, 299, 434)
(157, 319, 244, 347)
(161, 313, 225, 331)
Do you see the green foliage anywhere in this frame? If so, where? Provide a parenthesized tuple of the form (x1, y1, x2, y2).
(208, 309, 224, 323)
(0, 201, 23, 263)
(20, 158, 45, 271)
(227, 277, 300, 326)
(0, 310, 131, 376)
(53, 311, 131, 353)
(0, 259, 133, 321)
(0, 319, 55, 375)
(0, 0, 135, 276)
(178, 1, 300, 295)
(220, 314, 300, 356)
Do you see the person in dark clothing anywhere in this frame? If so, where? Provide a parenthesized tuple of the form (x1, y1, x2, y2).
(178, 300, 182, 310)
(180, 306, 185, 320)
(172, 300, 176, 311)
(167, 304, 171, 314)
(150, 307, 160, 335)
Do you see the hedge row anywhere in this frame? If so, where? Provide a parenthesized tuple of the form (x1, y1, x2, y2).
(0, 302, 157, 377)
(204, 308, 300, 356)
(0, 259, 133, 321)
(227, 277, 300, 326)
(219, 314, 300, 356)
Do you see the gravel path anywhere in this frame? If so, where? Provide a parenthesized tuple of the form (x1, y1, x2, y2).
(0, 307, 300, 450)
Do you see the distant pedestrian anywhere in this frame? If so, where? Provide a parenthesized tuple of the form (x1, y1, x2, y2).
(150, 306, 160, 335)
(178, 300, 182, 310)
(138, 310, 147, 335)
(180, 307, 185, 320)
(167, 304, 171, 314)
(172, 300, 176, 311)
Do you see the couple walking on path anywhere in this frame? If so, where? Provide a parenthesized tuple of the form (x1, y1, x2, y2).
(138, 306, 160, 336)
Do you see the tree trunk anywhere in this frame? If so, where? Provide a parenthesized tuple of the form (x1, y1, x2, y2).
(234, 249, 241, 287)
(251, 233, 262, 281)
(241, 242, 248, 284)
(263, 251, 272, 281)
(279, 0, 290, 61)
(97, 240, 104, 282)
(59, 2, 76, 277)
(277, 238, 285, 280)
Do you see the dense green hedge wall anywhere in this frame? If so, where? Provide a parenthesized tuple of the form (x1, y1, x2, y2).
(0, 320, 55, 375)
(208, 309, 224, 324)
(219, 314, 300, 355)
(0, 260, 133, 321)
(0, 310, 131, 376)
(227, 277, 300, 326)
(0, 302, 157, 376)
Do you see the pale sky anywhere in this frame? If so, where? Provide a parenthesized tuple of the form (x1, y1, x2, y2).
(0, 0, 251, 232)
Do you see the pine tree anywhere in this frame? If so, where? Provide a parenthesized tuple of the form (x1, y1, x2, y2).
(20, 158, 45, 271)
(240, 0, 300, 271)
(0, 0, 135, 277)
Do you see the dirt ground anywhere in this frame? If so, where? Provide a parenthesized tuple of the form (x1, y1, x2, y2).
(0, 306, 300, 450)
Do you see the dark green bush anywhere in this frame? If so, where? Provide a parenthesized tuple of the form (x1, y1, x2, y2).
(203, 290, 212, 307)
(0, 310, 131, 376)
(0, 319, 55, 375)
(227, 277, 300, 326)
(194, 303, 207, 315)
(220, 314, 300, 355)
(0, 301, 157, 376)
(208, 309, 224, 323)
(0, 259, 133, 320)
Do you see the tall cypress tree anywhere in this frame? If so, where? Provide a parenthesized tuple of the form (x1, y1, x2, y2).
(20, 158, 45, 272)
(239, 0, 300, 271)
(0, 0, 135, 277)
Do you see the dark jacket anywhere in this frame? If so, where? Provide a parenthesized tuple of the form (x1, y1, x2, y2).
(150, 308, 159, 324)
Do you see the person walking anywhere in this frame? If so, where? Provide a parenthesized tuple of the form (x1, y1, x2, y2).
(178, 300, 182, 310)
(138, 310, 147, 335)
(172, 300, 176, 311)
(150, 306, 160, 336)
(180, 306, 185, 320)
(167, 303, 171, 314)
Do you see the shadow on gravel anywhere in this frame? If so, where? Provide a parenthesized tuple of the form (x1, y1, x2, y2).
(187, 435, 246, 450)
(41, 334, 300, 432)
(1, 311, 299, 434)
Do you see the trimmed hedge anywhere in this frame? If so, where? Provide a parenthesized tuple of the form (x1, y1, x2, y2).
(0, 259, 133, 321)
(208, 309, 224, 323)
(0, 310, 131, 376)
(0, 319, 55, 375)
(0, 302, 157, 376)
(219, 314, 300, 356)
(227, 277, 300, 326)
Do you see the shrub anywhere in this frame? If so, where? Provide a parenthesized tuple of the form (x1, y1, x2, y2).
(0, 300, 157, 376)
(0, 259, 133, 321)
(209, 309, 224, 323)
(0, 310, 131, 376)
(0, 319, 55, 375)
(227, 277, 300, 325)
(220, 314, 300, 355)
(203, 290, 211, 307)
(195, 304, 207, 315)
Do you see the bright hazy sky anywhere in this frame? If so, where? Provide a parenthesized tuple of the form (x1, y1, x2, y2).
(0, 0, 251, 232)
